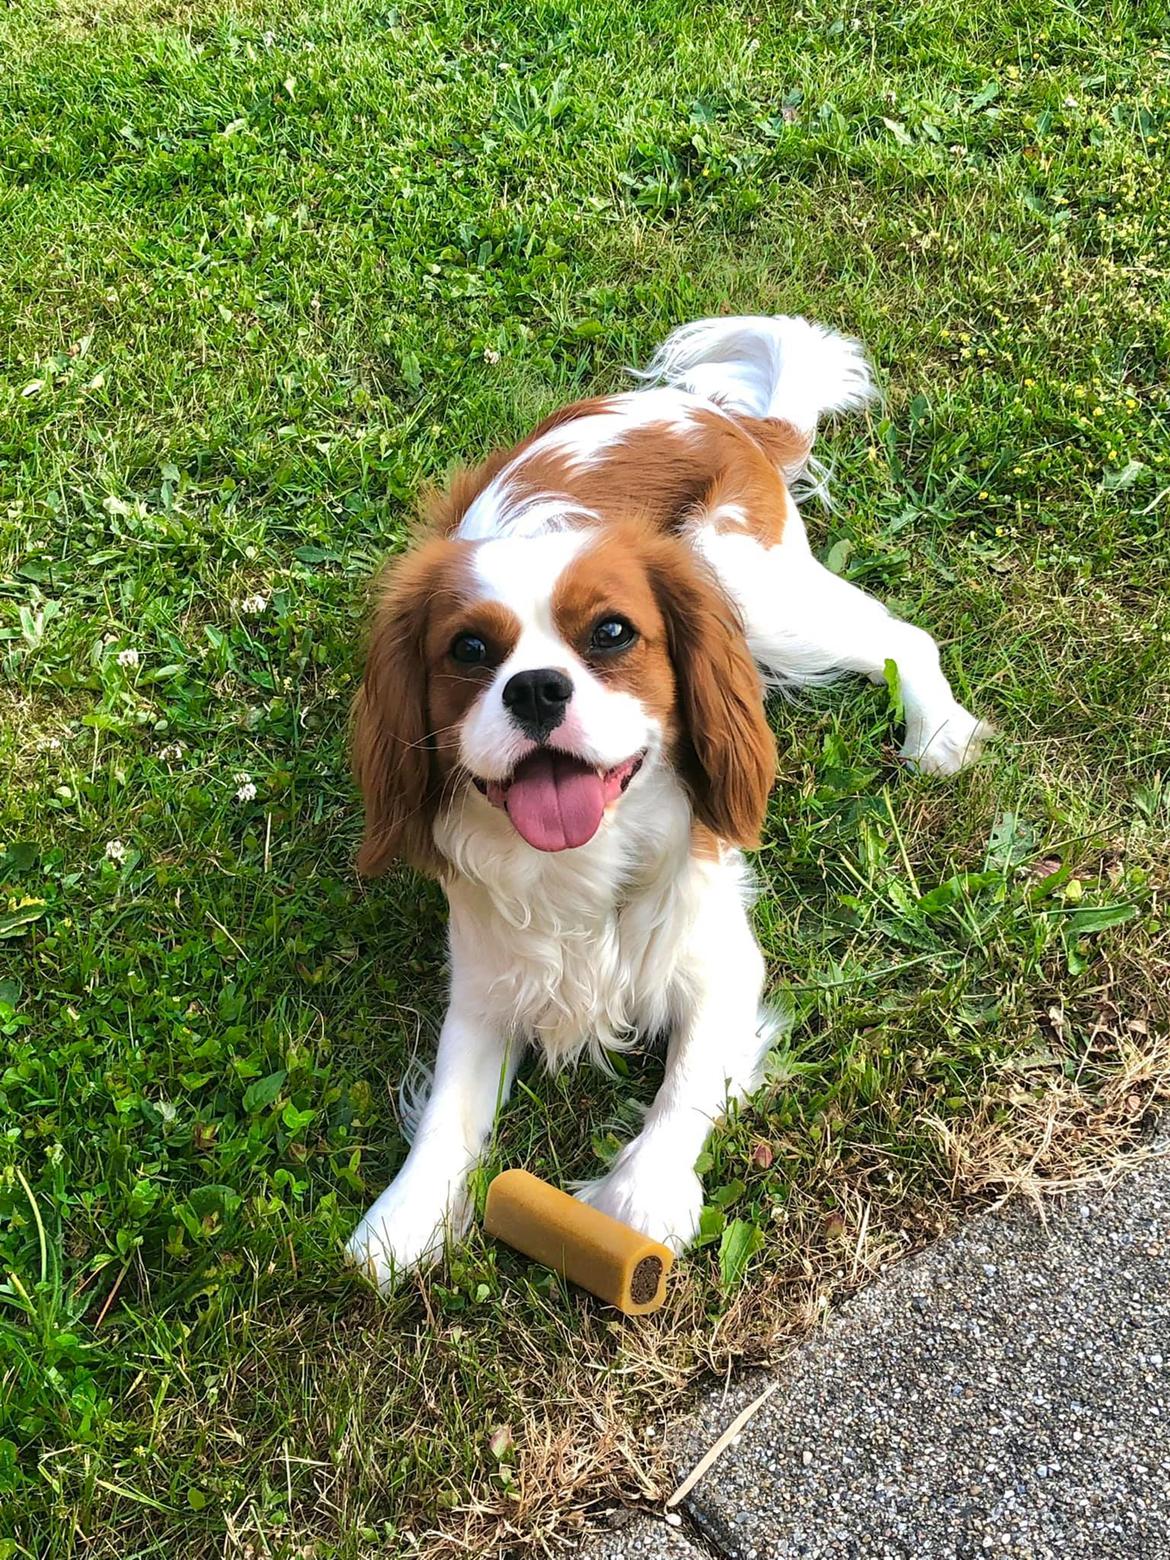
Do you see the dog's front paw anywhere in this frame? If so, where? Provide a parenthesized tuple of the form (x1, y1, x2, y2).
(346, 1176, 470, 1294)
(577, 1147, 703, 1254)
(901, 705, 992, 777)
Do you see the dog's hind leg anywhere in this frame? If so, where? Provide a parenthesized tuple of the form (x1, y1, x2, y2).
(700, 520, 991, 776)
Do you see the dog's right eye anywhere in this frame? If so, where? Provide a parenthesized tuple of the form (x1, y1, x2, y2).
(450, 633, 488, 665)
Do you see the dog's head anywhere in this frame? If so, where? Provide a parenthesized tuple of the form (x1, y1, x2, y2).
(353, 520, 775, 875)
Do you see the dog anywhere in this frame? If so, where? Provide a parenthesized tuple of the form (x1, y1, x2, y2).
(346, 316, 989, 1290)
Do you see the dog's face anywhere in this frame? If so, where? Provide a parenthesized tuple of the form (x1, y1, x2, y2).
(354, 520, 774, 874)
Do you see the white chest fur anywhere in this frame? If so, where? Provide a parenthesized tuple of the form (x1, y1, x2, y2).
(436, 767, 703, 1066)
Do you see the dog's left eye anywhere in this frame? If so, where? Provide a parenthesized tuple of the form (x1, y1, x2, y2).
(590, 617, 637, 652)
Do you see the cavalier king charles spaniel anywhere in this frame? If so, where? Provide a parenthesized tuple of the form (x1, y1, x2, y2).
(347, 315, 990, 1290)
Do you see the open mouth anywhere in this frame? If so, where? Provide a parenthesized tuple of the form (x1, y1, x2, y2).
(472, 749, 646, 852)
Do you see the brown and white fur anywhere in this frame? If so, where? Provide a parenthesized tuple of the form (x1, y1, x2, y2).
(348, 315, 990, 1289)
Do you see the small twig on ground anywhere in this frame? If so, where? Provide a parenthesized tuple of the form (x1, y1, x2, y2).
(665, 1379, 780, 1509)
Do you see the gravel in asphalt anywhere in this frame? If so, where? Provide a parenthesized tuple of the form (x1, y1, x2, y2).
(577, 1513, 709, 1559)
(579, 1144, 1170, 1560)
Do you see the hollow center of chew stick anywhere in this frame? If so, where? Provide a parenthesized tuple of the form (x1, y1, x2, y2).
(629, 1255, 663, 1305)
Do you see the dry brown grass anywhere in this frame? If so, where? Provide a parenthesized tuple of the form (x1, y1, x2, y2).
(929, 993, 1170, 1207)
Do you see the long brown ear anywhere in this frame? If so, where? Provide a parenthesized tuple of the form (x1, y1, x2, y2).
(353, 539, 453, 876)
(648, 541, 775, 848)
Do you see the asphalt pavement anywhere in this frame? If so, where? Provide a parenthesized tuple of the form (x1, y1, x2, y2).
(579, 1140, 1170, 1560)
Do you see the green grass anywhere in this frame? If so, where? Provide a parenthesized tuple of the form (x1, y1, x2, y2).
(2, 0, 1169, 1552)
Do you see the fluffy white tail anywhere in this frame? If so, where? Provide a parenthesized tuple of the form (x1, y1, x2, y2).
(638, 315, 874, 434)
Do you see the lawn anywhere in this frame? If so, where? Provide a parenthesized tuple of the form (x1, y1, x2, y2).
(1, 0, 1168, 1553)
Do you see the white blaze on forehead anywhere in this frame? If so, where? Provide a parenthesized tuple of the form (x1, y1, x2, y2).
(472, 530, 591, 634)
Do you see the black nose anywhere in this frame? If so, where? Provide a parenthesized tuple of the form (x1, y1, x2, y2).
(502, 667, 573, 741)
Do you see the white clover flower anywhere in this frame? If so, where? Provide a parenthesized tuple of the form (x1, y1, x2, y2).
(483, 347, 501, 365)
(116, 647, 140, 668)
(157, 742, 185, 763)
(239, 593, 269, 616)
(235, 781, 258, 803)
(105, 839, 127, 862)
(233, 770, 253, 785)
(39, 735, 64, 752)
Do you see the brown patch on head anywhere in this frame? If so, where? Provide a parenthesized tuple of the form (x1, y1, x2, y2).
(552, 528, 677, 730)
(553, 521, 776, 847)
(353, 541, 519, 875)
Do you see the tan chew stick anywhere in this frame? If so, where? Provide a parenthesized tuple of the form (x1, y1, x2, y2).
(484, 1169, 674, 1315)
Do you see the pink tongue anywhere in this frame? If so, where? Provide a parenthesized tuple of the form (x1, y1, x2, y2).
(504, 751, 606, 852)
